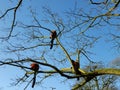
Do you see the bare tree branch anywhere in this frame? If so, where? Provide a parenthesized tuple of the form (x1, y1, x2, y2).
(0, 0, 23, 39)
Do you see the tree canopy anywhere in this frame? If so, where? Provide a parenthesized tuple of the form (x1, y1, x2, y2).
(0, 0, 120, 90)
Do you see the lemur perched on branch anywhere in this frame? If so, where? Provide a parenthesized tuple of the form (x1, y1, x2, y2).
(30, 63, 39, 88)
(50, 30, 57, 49)
(71, 60, 80, 80)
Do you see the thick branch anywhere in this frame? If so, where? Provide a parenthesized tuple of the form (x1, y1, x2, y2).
(90, 68, 120, 76)
(0, 59, 80, 79)
(72, 68, 120, 90)
(37, 68, 120, 77)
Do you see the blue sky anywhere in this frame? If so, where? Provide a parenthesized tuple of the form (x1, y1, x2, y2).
(0, 0, 120, 90)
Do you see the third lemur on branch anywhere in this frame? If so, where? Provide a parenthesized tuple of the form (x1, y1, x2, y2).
(50, 30, 57, 49)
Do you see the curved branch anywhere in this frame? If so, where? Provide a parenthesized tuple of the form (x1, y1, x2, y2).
(0, 0, 23, 39)
(89, 68, 120, 76)
(72, 68, 120, 90)
(0, 59, 80, 79)
(8, 0, 23, 39)
(1, 58, 120, 90)
(72, 76, 94, 90)
(37, 68, 120, 77)
(56, 38, 74, 68)
(108, 0, 120, 13)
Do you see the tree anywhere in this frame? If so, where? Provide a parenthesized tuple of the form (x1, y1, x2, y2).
(0, 0, 120, 90)
(74, 63, 119, 90)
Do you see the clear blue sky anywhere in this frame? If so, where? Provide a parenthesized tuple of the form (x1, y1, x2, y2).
(0, 0, 120, 90)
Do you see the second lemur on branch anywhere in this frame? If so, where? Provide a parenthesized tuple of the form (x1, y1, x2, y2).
(50, 30, 57, 49)
(30, 63, 39, 88)
(71, 59, 80, 80)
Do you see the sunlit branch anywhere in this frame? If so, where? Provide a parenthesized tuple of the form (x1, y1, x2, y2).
(107, 0, 120, 13)
(0, 59, 80, 79)
(1, 58, 120, 90)
(72, 68, 120, 90)
(72, 76, 94, 90)
(27, 59, 79, 79)
(77, 49, 80, 66)
(56, 38, 75, 68)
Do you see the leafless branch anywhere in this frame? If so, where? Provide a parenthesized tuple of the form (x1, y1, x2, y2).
(90, 0, 108, 5)
(0, 0, 23, 39)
